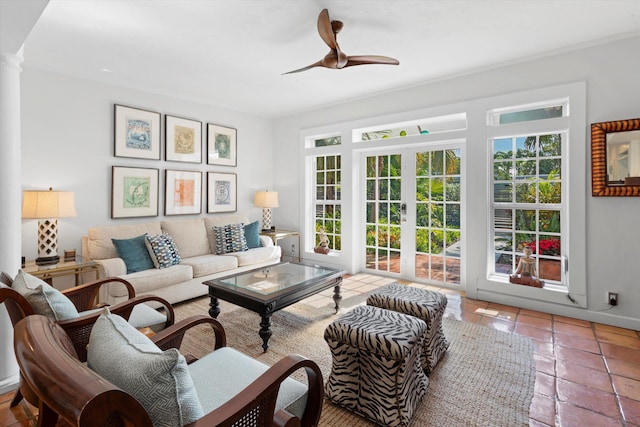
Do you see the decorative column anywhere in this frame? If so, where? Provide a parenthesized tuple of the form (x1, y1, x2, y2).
(0, 50, 23, 394)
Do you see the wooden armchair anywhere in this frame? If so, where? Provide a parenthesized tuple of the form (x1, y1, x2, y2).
(0, 272, 175, 407)
(14, 314, 324, 427)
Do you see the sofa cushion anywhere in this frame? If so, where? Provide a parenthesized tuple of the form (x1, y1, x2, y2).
(112, 234, 156, 273)
(87, 222, 162, 260)
(204, 214, 250, 254)
(189, 347, 307, 420)
(161, 219, 210, 259)
(12, 271, 79, 321)
(243, 221, 261, 249)
(179, 255, 238, 278)
(231, 246, 281, 267)
(213, 224, 248, 254)
(145, 233, 181, 269)
(88, 308, 203, 427)
(107, 264, 194, 298)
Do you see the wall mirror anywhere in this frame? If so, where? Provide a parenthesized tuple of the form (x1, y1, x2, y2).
(591, 117, 640, 196)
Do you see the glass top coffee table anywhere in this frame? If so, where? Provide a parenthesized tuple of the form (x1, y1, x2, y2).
(203, 262, 344, 352)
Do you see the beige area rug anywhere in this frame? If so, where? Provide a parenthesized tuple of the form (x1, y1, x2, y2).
(173, 288, 535, 427)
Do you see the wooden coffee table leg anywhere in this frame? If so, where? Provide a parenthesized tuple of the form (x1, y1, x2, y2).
(259, 314, 272, 352)
(209, 297, 220, 318)
(333, 283, 342, 313)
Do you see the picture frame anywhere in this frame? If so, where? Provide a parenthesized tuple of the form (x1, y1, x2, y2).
(165, 169, 202, 215)
(207, 123, 237, 166)
(207, 172, 237, 213)
(165, 115, 202, 163)
(114, 104, 161, 160)
(112, 166, 159, 218)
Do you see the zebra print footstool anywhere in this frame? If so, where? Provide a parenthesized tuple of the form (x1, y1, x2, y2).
(367, 283, 449, 374)
(324, 305, 428, 427)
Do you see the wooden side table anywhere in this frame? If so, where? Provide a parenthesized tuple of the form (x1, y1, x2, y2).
(260, 229, 300, 262)
(22, 256, 100, 286)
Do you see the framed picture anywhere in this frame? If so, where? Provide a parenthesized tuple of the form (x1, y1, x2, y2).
(114, 104, 161, 160)
(207, 172, 237, 213)
(165, 115, 202, 163)
(165, 170, 202, 215)
(112, 166, 159, 218)
(207, 123, 237, 166)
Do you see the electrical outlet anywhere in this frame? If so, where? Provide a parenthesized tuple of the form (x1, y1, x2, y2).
(608, 292, 618, 306)
(291, 244, 296, 254)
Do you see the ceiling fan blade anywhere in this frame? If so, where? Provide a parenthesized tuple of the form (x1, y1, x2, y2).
(344, 55, 400, 67)
(283, 50, 342, 74)
(317, 9, 348, 68)
(282, 58, 331, 76)
(282, 60, 324, 75)
(317, 9, 337, 50)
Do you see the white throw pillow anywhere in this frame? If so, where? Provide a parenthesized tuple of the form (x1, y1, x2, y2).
(11, 270, 79, 321)
(87, 308, 204, 427)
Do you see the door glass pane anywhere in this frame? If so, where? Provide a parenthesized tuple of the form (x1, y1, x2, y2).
(365, 155, 402, 273)
(415, 149, 462, 284)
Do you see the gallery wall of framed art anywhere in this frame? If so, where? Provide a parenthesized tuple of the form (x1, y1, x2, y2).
(111, 103, 239, 218)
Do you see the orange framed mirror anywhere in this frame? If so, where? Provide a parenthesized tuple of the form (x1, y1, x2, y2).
(591, 117, 640, 196)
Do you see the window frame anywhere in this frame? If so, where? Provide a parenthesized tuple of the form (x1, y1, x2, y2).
(476, 83, 586, 307)
(313, 153, 342, 252)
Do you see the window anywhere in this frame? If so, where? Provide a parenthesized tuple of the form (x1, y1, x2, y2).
(314, 154, 342, 251)
(354, 113, 467, 142)
(314, 136, 341, 147)
(489, 105, 567, 287)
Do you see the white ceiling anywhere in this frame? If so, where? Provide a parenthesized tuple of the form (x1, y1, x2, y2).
(21, 0, 640, 118)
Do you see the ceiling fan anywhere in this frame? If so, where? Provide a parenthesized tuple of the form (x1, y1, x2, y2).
(283, 9, 399, 74)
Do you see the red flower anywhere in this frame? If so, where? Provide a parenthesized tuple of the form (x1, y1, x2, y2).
(525, 238, 560, 256)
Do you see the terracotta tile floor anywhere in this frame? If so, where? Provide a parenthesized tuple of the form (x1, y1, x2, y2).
(2, 273, 639, 426)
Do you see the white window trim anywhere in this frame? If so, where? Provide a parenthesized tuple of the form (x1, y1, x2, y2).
(472, 82, 587, 307)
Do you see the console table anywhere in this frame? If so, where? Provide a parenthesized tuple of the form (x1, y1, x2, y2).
(22, 256, 100, 286)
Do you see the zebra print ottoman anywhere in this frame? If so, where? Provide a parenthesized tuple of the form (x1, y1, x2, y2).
(367, 283, 449, 374)
(324, 305, 428, 427)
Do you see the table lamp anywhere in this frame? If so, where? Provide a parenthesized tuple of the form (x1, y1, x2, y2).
(22, 188, 77, 265)
(254, 190, 279, 231)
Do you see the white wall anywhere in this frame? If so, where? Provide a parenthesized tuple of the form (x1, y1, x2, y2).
(272, 36, 640, 328)
(21, 68, 274, 259)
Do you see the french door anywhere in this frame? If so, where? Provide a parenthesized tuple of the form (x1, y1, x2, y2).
(363, 145, 463, 285)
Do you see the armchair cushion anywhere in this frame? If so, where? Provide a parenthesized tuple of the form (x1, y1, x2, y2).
(145, 233, 181, 269)
(213, 223, 248, 254)
(11, 271, 79, 321)
(112, 234, 156, 273)
(189, 347, 308, 419)
(88, 308, 203, 427)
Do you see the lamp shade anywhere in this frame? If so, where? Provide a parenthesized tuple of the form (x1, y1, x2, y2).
(22, 189, 77, 219)
(254, 191, 279, 208)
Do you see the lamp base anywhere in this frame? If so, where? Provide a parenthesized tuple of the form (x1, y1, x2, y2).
(261, 208, 273, 230)
(36, 255, 60, 266)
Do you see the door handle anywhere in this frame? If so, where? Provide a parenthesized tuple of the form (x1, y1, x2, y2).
(401, 203, 407, 215)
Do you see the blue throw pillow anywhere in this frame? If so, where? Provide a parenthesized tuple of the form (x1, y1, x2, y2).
(112, 234, 156, 273)
(243, 221, 261, 249)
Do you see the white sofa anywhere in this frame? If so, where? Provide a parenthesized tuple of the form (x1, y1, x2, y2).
(81, 214, 281, 305)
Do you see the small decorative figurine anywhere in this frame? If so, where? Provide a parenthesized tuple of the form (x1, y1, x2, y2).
(314, 228, 331, 254)
(509, 245, 544, 288)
